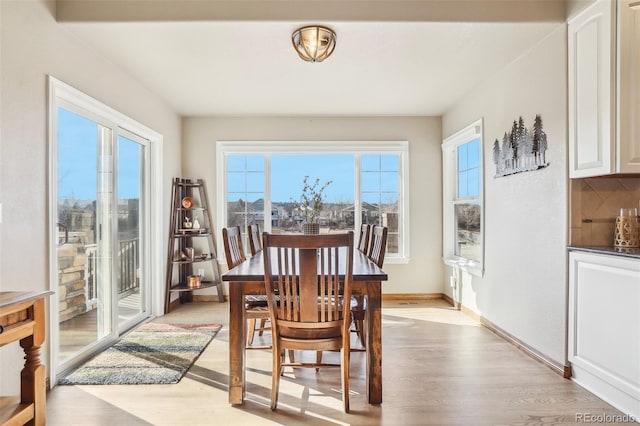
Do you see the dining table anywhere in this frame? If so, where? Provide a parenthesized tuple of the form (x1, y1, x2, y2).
(221, 247, 388, 406)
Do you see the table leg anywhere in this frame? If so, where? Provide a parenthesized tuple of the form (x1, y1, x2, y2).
(229, 283, 246, 405)
(20, 297, 46, 426)
(365, 281, 382, 404)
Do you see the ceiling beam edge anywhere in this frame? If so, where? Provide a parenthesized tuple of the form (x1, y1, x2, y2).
(56, 0, 567, 23)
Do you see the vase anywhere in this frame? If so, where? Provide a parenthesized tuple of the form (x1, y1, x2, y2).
(302, 223, 320, 235)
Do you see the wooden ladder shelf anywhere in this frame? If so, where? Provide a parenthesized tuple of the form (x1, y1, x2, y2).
(165, 178, 224, 313)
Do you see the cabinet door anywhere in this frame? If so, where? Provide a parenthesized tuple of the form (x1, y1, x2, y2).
(568, 252, 640, 418)
(617, 0, 640, 173)
(568, 0, 616, 178)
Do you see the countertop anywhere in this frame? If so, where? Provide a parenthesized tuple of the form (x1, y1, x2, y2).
(568, 245, 640, 260)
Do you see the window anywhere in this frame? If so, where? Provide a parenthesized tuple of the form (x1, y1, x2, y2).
(442, 120, 484, 275)
(216, 141, 409, 262)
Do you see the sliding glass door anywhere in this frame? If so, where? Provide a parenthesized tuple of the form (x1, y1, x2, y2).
(55, 106, 150, 375)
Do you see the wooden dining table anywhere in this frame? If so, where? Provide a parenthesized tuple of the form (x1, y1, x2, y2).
(221, 248, 388, 405)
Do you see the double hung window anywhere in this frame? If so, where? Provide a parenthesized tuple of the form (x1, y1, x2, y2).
(442, 120, 484, 275)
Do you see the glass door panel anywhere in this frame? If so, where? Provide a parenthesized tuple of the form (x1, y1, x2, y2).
(56, 107, 113, 367)
(116, 134, 146, 329)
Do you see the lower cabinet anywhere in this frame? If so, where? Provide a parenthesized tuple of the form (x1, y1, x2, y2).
(568, 251, 640, 418)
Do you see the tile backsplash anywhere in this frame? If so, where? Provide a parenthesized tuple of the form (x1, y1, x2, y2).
(570, 177, 640, 246)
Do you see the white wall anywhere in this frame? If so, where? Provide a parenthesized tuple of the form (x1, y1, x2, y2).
(0, 0, 181, 393)
(442, 25, 568, 364)
(182, 116, 444, 295)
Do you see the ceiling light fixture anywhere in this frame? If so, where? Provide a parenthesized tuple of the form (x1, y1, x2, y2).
(291, 25, 337, 63)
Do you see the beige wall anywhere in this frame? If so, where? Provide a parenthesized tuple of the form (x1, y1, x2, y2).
(442, 25, 568, 364)
(182, 116, 444, 295)
(0, 0, 181, 393)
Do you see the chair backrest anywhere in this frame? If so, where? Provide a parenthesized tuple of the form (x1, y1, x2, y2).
(367, 226, 388, 268)
(262, 232, 354, 336)
(357, 223, 371, 253)
(222, 226, 246, 269)
(248, 224, 262, 256)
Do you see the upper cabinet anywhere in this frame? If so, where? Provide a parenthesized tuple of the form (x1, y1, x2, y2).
(617, 0, 640, 174)
(568, 0, 640, 178)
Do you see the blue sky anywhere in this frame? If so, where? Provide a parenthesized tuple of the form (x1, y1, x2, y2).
(58, 107, 141, 201)
(271, 154, 354, 203)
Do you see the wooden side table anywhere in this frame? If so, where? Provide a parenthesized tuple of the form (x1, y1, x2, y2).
(0, 291, 52, 426)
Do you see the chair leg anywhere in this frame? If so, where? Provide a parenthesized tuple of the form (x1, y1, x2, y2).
(271, 345, 282, 411)
(341, 347, 350, 413)
(258, 318, 267, 336)
(315, 351, 323, 372)
(356, 318, 366, 347)
(247, 318, 257, 346)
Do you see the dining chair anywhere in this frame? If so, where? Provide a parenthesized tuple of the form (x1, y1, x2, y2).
(222, 225, 271, 349)
(357, 223, 371, 253)
(262, 231, 354, 413)
(246, 223, 270, 342)
(351, 225, 388, 347)
(248, 223, 262, 256)
(367, 225, 388, 268)
(351, 223, 371, 344)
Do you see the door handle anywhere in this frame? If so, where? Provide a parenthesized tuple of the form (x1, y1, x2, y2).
(57, 222, 68, 245)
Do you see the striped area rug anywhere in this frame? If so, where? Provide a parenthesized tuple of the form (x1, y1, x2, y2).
(59, 323, 221, 385)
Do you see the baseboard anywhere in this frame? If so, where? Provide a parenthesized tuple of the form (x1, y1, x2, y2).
(441, 293, 456, 307)
(479, 315, 571, 378)
(193, 294, 228, 302)
(382, 293, 446, 301)
(168, 298, 182, 311)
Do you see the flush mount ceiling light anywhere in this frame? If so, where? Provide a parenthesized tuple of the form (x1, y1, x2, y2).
(291, 25, 337, 63)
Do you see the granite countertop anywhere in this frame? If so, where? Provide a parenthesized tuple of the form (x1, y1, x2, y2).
(568, 245, 640, 260)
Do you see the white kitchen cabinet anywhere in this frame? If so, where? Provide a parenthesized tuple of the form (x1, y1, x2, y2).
(617, 0, 640, 173)
(568, 0, 640, 178)
(568, 251, 640, 418)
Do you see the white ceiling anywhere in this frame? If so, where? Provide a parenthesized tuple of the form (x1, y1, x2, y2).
(62, 18, 561, 116)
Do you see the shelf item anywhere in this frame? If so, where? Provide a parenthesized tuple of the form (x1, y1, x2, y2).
(181, 196, 195, 208)
(165, 178, 224, 313)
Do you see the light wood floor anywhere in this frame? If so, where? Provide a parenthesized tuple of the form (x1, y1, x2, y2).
(46, 299, 630, 425)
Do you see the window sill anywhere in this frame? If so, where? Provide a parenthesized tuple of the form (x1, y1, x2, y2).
(442, 257, 484, 277)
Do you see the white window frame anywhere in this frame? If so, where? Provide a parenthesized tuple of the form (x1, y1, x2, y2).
(216, 141, 410, 264)
(442, 119, 484, 276)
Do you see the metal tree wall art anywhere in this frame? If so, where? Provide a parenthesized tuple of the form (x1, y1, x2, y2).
(492, 114, 549, 178)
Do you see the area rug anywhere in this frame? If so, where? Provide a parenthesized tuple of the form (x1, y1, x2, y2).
(58, 323, 222, 385)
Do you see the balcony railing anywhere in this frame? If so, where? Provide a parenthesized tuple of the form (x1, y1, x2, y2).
(84, 238, 139, 307)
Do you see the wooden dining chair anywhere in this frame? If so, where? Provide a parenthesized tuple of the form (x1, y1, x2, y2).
(248, 223, 262, 256)
(246, 223, 270, 342)
(262, 231, 354, 413)
(351, 223, 371, 344)
(367, 225, 388, 268)
(357, 223, 371, 253)
(352, 225, 388, 347)
(222, 225, 271, 349)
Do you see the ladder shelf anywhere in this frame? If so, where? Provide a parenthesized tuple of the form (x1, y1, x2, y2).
(165, 177, 224, 313)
